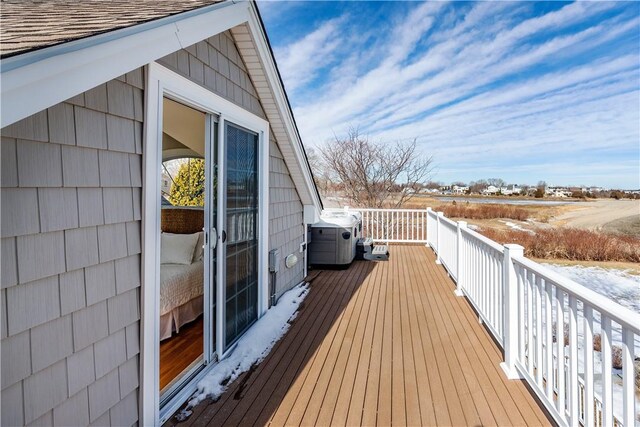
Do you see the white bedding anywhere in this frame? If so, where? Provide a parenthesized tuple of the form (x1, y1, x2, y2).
(160, 260, 204, 317)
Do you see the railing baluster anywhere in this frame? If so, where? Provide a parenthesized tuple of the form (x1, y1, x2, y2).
(544, 280, 554, 401)
(480, 245, 485, 316)
(493, 252, 497, 326)
(556, 287, 566, 420)
(497, 254, 501, 339)
(527, 270, 534, 374)
(583, 305, 594, 427)
(474, 241, 479, 301)
(518, 266, 526, 362)
(483, 247, 488, 319)
(621, 327, 635, 427)
(601, 315, 612, 427)
(568, 294, 579, 425)
(535, 274, 543, 387)
(402, 210, 405, 241)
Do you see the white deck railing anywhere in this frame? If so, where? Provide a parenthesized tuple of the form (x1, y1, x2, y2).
(348, 207, 428, 243)
(425, 208, 640, 427)
(352, 207, 639, 427)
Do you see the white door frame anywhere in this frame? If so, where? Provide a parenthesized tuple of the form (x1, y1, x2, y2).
(141, 61, 270, 426)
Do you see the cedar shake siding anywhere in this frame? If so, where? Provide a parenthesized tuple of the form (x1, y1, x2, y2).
(268, 135, 305, 299)
(1, 70, 143, 427)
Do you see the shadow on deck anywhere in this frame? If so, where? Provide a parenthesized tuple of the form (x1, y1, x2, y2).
(167, 245, 553, 427)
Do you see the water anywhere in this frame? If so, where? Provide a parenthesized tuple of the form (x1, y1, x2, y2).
(435, 196, 579, 206)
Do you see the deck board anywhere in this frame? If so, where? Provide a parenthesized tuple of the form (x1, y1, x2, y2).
(166, 245, 552, 427)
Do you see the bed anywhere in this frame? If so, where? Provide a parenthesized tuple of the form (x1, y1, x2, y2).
(160, 208, 206, 341)
(159, 260, 204, 340)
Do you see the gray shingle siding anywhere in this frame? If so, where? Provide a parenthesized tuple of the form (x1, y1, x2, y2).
(53, 389, 90, 427)
(158, 31, 266, 120)
(1, 137, 19, 187)
(1, 70, 142, 425)
(30, 315, 74, 373)
(1, 237, 18, 288)
(268, 135, 305, 297)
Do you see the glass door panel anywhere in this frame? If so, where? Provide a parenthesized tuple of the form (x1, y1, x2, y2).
(208, 120, 218, 361)
(223, 123, 259, 350)
(158, 98, 217, 407)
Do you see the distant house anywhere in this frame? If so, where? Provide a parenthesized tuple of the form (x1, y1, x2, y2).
(483, 185, 499, 195)
(546, 186, 572, 197)
(0, 2, 322, 425)
(500, 184, 521, 196)
(419, 187, 440, 194)
(452, 185, 468, 194)
(587, 186, 605, 193)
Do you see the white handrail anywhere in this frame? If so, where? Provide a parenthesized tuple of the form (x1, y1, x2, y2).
(461, 225, 504, 252)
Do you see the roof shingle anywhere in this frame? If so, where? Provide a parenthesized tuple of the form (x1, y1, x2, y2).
(0, 0, 223, 59)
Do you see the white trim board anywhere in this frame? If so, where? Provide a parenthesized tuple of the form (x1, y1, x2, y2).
(0, 1, 249, 128)
(142, 62, 270, 425)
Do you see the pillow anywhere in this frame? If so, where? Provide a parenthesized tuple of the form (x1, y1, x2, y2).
(161, 232, 199, 265)
(192, 231, 205, 262)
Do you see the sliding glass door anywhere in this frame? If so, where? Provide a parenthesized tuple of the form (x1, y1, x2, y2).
(147, 64, 270, 424)
(220, 122, 260, 351)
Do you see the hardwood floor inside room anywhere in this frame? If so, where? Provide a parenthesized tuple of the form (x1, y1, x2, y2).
(160, 318, 204, 391)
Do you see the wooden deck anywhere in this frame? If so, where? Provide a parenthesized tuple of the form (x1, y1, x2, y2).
(168, 245, 552, 427)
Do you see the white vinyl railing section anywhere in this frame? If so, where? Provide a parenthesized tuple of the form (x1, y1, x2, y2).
(348, 207, 428, 244)
(422, 208, 639, 427)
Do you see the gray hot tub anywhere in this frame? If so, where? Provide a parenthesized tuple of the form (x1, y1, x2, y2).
(309, 211, 361, 266)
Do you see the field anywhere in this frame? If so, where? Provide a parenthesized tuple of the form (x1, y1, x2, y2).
(419, 197, 640, 269)
(479, 227, 640, 263)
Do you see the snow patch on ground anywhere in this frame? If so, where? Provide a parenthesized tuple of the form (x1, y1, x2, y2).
(178, 283, 310, 418)
(499, 220, 534, 233)
(543, 264, 640, 313)
(467, 224, 481, 231)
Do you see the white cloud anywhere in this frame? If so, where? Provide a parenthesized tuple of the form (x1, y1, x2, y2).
(274, 16, 345, 92)
(269, 1, 640, 187)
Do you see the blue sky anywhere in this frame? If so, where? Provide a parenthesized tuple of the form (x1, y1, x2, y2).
(258, 1, 640, 189)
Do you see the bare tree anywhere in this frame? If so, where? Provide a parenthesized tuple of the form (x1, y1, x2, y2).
(487, 178, 506, 188)
(305, 146, 328, 194)
(318, 129, 432, 208)
(535, 180, 547, 198)
(469, 179, 488, 194)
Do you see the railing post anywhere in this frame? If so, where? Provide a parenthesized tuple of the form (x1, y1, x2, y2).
(500, 243, 524, 380)
(435, 211, 443, 264)
(425, 207, 432, 248)
(454, 221, 466, 296)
